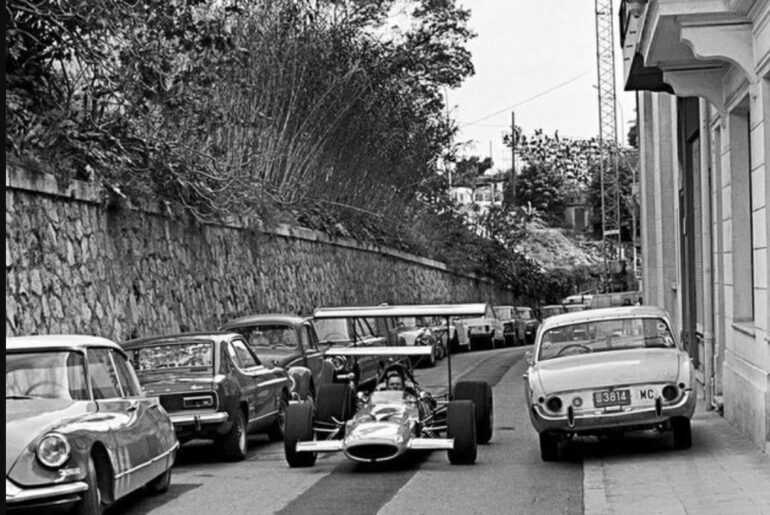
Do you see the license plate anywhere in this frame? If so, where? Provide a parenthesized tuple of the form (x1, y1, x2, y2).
(593, 389, 631, 408)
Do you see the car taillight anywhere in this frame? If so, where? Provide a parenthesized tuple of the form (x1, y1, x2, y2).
(662, 384, 679, 401)
(183, 395, 214, 409)
(546, 396, 563, 412)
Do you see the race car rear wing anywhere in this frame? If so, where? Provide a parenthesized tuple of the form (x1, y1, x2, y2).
(325, 346, 433, 357)
(313, 303, 491, 399)
(313, 303, 489, 319)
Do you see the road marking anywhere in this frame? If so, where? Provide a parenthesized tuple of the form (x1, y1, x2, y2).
(583, 459, 611, 515)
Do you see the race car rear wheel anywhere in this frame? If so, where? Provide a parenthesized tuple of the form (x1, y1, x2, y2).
(284, 403, 317, 467)
(447, 400, 477, 465)
(453, 381, 493, 444)
(316, 383, 355, 426)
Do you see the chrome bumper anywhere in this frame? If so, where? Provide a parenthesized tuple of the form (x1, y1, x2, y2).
(6, 478, 88, 505)
(529, 391, 696, 433)
(170, 412, 229, 426)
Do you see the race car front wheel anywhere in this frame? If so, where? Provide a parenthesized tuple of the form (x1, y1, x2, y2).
(447, 400, 477, 465)
(284, 403, 317, 468)
(453, 381, 493, 444)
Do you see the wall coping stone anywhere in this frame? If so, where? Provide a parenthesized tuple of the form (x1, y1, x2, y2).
(6, 166, 507, 289)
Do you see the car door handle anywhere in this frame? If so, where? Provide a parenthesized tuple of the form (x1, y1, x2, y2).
(127, 402, 139, 413)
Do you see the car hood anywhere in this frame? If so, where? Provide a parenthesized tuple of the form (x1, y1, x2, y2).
(6, 399, 93, 474)
(534, 349, 682, 393)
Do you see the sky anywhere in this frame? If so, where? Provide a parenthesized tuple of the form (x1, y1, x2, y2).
(448, 0, 637, 170)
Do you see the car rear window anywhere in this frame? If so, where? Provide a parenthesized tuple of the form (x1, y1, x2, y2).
(130, 342, 214, 372)
(539, 317, 676, 361)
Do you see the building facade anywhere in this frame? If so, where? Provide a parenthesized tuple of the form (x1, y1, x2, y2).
(621, 0, 770, 451)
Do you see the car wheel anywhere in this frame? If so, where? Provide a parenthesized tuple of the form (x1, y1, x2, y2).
(146, 467, 172, 495)
(76, 456, 105, 515)
(221, 409, 247, 461)
(267, 393, 289, 442)
(539, 431, 560, 461)
(284, 403, 317, 467)
(447, 400, 477, 465)
(453, 381, 493, 444)
(316, 383, 354, 426)
(671, 416, 692, 449)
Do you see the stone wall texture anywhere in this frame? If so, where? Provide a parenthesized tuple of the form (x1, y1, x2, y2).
(6, 167, 514, 341)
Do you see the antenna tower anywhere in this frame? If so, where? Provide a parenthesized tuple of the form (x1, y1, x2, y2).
(594, 0, 622, 290)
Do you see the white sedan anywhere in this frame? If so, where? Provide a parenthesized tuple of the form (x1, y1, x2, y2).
(524, 306, 696, 461)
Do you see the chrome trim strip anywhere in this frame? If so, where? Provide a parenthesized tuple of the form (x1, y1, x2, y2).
(260, 378, 290, 387)
(6, 479, 88, 504)
(248, 410, 278, 424)
(114, 442, 179, 480)
(170, 412, 229, 425)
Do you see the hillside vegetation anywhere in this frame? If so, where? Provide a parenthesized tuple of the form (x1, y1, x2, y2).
(6, 0, 602, 303)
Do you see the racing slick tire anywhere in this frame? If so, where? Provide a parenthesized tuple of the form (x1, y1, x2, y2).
(453, 381, 493, 444)
(539, 431, 560, 461)
(447, 400, 477, 465)
(316, 383, 355, 426)
(221, 409, 248, 461)
(284, 403, 317, 468)
(671, 416, 692, 450)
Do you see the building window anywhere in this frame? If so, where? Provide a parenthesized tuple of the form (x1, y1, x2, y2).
(729, 98, 754, 322)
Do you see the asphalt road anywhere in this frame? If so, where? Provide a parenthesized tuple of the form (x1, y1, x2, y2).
(111, 346, 584, 515)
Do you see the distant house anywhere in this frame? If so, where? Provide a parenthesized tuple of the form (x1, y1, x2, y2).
(563, 191, 592, 233)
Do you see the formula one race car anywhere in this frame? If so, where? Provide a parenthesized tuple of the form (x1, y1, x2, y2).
(283, 304, 495, 467)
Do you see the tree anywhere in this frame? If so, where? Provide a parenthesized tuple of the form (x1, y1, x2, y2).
(451, 156, 493, 188)
(513, 162, 567, 224)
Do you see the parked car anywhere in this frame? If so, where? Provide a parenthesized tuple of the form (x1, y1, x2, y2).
(6, 335, 178, 514)
(564, 303, 588, 313)
(493, 305, 517, 346)
(122, 332, 293, 461)
(432, 317, 472, 353)
(391, 316, 442, 368)
(219, 314, 335, 402)
(456, 304, 504, 350)
(514, 306, 540, 345)
(311, 315, 389, 390)
(539, 304, 568, 320)
(524, 306, 696, 461)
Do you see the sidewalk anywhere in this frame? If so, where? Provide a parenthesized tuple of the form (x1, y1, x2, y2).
(583, 392, 770, 515)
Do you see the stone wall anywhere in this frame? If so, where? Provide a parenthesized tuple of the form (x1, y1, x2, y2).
(5, 167, 514, 341)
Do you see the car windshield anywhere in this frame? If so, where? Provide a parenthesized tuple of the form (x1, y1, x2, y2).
(130, 342, 214, 373)
(493, 307, 514, 319)
(538, 317, 676, 361)
(6, 351, 90, 400)
(313, 319, 349, 343)
(235, 325, 298, 349)
(541, 307, 564, 318)
(516, 308, 533, 320)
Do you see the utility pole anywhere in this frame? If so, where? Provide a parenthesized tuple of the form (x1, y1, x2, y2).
(511, 111, 516, 209)
(594, 0, 621, 292)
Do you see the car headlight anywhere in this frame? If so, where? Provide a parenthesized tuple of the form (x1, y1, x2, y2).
(36, 433, 71, 468)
